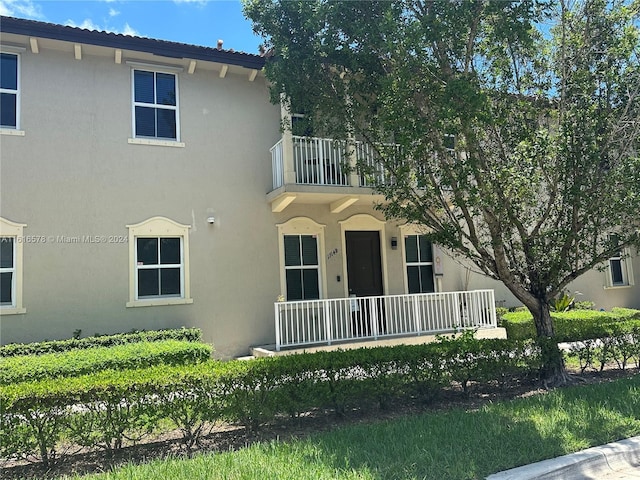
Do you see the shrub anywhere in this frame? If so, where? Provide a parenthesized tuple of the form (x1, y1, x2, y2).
(501, 309, 640, 342)
(0, 328, 202, 357)
(0, 336, 541, 464)
(0, 340, 212, 385)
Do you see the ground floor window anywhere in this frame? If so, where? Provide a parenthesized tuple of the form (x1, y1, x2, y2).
(136, 237, 182, 298)
(0, 217, 26, 314)
(404, 234, 435, 293)
(277, 217, 326, 302)
(127, 217, 192, 307)
(606, 235, 633, 287)
(284, 234, 320, 300)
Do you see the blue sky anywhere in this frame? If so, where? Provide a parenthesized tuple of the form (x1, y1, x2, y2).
(0, 0, 264, 54)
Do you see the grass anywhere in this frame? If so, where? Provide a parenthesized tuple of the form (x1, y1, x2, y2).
(59, 373, 640, 480)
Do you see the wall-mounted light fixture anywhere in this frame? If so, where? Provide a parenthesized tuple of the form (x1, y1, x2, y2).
(391, 237, 398, 250)
(207, 216, 215, 224)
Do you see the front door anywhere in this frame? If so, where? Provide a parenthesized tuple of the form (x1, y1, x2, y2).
(345, 231, 384, 337)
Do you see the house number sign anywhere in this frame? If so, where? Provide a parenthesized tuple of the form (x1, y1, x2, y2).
(327, 248, 338, 260)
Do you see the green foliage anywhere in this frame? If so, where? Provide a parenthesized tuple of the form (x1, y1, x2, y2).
(243, 0, 640, 384)
(0, 337, 539, 464)
(550, 292, 574, 312)
(0, 327, 202, 357)
(0, 340, 212, 385)
(573, 300, 595, 310)
(501, 309, 640, 342)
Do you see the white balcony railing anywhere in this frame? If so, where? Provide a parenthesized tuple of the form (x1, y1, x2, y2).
(274, 289, 497, 351)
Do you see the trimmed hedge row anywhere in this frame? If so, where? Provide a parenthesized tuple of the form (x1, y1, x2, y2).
(501, 308, 640, 341)
(0, 335, 540, 466)
(0, 327, 202, 357)
(568, 322, 640, 372)
(0, 340, 212, 385)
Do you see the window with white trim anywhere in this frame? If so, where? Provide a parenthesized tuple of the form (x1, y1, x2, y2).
(1, 52, 19, 129)
(132, 69, 179, 140)
(277, 217, 326, 302)
(404, 234, 435, 293)
(0, 217, 26, 314)
(284, 234, 320, 300)
(127, 217, 192, 307)
(606, 235, 633, 287)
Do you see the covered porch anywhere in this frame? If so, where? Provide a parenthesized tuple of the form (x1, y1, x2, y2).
(267, 289, 501, 352)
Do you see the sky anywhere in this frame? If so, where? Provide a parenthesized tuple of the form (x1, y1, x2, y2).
(0, 0, 265, 54)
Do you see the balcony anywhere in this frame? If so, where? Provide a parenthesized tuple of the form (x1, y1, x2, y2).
(272, 289, 498, 351)
(268, 135, 391, 212)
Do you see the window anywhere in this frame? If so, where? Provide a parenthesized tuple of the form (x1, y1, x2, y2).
(405, 234, 435, 293)
(136, 238, 182, 298)
(1, 52, 19, 129)
(0, 217, 26, 314)
(0, 237, 16, 305)
(277, 217, 326, 301)
(606, 235, 634, 288)
(127, 217, 192, 307)
(132, 69, 178, 141)
(284, 234, 320, 300)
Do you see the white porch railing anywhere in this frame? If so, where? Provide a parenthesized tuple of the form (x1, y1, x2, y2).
(270, 138, 285, 189)
(274, 289, 497, 351)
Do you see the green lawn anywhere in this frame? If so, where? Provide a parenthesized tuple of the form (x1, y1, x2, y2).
(60, 374, 640, 480)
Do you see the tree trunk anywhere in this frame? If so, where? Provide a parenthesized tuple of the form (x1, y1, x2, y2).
(527, 297, 570, 386)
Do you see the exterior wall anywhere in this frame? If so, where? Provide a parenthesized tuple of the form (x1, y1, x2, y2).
(1, 28, 638, 357)
(0, 37, 282, 357)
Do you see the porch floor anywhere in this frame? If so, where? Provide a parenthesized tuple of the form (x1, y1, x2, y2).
(249, 327, 507, 358)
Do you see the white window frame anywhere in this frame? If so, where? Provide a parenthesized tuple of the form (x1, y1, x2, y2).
(605, 247, 634, 289)
(129, 67, 183, 146)
(126, 217, 192, 307)
(283, 234, 321, 301)
(0, 51, 23, 135)
(0, 217, 26, 314)
(277, 217, 327, 301)
(403, 234, 436, 294)
(399, 224, 439, 294)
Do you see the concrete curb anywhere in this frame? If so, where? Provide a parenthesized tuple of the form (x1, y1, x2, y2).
(486, 436, 640, 479)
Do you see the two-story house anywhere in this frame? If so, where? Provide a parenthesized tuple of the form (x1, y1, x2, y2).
(1, 17, 638, 357)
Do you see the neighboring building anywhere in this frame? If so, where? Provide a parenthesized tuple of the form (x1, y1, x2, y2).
(1, 17, 638, 357)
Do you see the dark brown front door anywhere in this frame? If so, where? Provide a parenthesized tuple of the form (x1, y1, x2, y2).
(345, 231, 383, 297)
(345, 231, 385, 337)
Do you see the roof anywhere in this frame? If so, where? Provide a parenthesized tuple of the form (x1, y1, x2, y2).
(0, 16, 266, 70)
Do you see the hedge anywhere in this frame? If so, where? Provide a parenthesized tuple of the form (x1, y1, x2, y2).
(0, 335, 540, 466)
(501, 309, 640, 342)
(0, 340, 212, 385)
(0, 327, 202, 357)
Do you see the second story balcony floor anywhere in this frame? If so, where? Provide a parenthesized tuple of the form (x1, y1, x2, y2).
(268, 135, 394, 212)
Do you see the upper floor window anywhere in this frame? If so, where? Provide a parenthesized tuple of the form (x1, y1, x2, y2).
(132, 69, 179, 141)
(1, 53, 19, 129)
(404, 234, 435, 294)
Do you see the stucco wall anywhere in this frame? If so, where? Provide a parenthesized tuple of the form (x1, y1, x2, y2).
(0, 38, 282, 357)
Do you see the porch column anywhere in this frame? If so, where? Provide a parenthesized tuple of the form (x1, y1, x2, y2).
(346, 136, 360, 187)
(280, 95, 296, 185)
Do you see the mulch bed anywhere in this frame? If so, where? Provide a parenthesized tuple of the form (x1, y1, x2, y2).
(2, 367, 637, 480)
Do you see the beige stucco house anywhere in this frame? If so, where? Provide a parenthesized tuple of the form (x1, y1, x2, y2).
(1, 17, 638, 357)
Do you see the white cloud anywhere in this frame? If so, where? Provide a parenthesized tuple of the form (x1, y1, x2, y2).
(65, 18, 140, 37)
(108, 7, 119, 17)
(0, 0, 44, 18)
(122, 23, 139, 37)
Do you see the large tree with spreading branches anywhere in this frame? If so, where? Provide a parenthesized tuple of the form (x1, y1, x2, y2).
(244, 0, 640, 384)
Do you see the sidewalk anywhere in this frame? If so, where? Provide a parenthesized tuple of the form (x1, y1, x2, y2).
(487, 436, 640, 479)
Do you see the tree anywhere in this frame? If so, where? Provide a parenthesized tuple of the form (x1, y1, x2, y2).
(244, 0, 640, 385)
